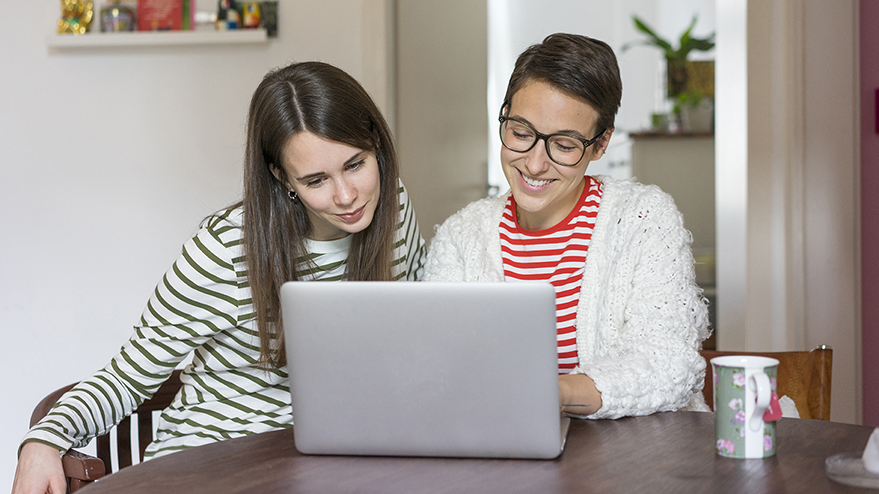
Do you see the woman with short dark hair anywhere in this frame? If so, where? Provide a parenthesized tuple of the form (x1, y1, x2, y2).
(426, 33, 711, 419)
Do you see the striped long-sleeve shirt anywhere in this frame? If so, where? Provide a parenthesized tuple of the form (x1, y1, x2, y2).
(23, 182, 425, 459)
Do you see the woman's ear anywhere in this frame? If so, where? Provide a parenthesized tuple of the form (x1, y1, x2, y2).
(592, 128, 614, 160)
(269, 163, 288, 188)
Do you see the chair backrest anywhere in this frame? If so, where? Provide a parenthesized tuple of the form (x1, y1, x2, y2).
(30, 370, 183, 473)
(700, 347, 832, 420)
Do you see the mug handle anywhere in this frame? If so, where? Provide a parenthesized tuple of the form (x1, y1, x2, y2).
(749, 372, 771, 432)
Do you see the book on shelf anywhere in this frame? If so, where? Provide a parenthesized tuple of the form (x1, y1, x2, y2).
(137, 0, 193, 31)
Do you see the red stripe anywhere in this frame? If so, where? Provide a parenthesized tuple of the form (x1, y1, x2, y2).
(499, 233, 594, 246)
(501, 248, 580, 260)
(501, 250, 590, 262)
(556, 286, 580, 299)
(500, 224, 595, 238)
(503, 259, 564, 270)
(557, 312, 577, 323)
(504, 271, 553, 281)
(499, 176, 604, 372)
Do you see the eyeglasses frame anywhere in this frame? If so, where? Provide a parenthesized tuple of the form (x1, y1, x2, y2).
(497, 103, 606, 167)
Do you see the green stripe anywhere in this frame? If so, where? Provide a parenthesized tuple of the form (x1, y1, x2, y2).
(29, 426, 72, 443)
(128, 339, 182, 368)
(38, 416, 81, 438)
(169, 263, 239, 322)
(50, 404, 87, 436)
(91, 373, 131, 414)
(113, 352, 166, 387)
(75, 386, 113, 427)
(154, 278, 230, 332)
(198, 232, 234, 271)
(180, 248, 237, 289)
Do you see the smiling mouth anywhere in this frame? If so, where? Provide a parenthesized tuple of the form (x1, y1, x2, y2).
(519, 169, 554, 188)
(337, 205, 366, 222)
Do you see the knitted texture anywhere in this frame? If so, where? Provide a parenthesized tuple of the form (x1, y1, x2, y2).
(425, 176, 711, 419)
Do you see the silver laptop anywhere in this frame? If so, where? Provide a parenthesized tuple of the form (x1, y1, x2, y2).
(280, 281, 570, 460)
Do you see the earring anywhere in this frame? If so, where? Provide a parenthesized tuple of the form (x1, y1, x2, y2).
(288, 189, 298, 202)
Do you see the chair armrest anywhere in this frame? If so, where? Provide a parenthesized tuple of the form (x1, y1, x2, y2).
(62, 449, 106, 481)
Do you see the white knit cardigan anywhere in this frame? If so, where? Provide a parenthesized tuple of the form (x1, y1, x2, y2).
(424, 176, 712, 419)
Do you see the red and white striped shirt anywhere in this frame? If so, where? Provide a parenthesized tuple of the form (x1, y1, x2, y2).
(500, 176, 602, 373)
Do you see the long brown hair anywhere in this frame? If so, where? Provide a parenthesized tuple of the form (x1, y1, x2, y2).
(242, 62, 400, 369)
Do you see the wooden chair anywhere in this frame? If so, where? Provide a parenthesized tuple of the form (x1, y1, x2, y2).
(28, 370, 183, 493)
(700, 347, 832, 420)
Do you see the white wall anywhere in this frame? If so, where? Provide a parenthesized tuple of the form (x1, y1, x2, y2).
(0, 1, 382, 490)
(396, 1, 488, 238)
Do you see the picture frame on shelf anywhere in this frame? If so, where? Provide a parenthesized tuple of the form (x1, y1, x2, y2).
(136, 0, 193, 31)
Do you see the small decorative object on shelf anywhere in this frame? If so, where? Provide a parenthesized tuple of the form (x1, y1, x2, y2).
(58, 0, 94, 34)
(48, 0, 273, 47)
(215, 0, 239, 30)
(137, 0, 193, 31)
(100, 0, 136, 32)
(241, 2, 260, 29)
(260, 1, 277, 37)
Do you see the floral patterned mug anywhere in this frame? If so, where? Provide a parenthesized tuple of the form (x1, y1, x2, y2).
(711, 355, 779, 458)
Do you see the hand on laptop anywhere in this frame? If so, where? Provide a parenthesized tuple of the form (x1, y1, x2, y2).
(559, 374, 602, 416)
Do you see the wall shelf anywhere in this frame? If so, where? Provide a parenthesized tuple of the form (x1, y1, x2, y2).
(46, 28, 268, 48)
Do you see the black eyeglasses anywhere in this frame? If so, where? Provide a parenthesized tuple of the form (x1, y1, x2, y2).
(498, 104, 605, 167)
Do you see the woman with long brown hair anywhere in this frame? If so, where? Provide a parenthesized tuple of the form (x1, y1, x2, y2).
(13, 61, 425, 494)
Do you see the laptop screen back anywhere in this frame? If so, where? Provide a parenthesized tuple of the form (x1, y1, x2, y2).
(281, 281, 565, 459)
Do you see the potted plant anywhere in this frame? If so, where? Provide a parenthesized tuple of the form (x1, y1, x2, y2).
(675, 90, 713, 133)
(622, 14, 715, 98)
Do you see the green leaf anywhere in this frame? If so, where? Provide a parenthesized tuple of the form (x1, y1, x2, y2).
(681, 15, 698, 42)
(689, 37, 716, 51)
(632, 16, 673, 53)
(624, 13, 715, 61)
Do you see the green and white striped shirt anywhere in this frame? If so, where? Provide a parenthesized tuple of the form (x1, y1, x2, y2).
(23, 183, 425, 459)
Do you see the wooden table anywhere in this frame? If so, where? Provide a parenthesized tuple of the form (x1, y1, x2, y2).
(79, 412, 875, 493)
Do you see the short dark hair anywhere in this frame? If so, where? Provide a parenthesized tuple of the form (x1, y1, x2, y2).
(503, 33, 623, 133)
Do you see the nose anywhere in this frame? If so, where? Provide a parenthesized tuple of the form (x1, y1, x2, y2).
(523, 138, 552, 175)
(334, 178, 357, 207)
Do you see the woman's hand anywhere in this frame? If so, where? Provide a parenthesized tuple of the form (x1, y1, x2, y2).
(559, 373, 602, 416)
(11, 442, 66, 494)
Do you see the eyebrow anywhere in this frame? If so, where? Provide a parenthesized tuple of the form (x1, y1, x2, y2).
(508, 114, 591, 140)
(294, 150, 367, 182)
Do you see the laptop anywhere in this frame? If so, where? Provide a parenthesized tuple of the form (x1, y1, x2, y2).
(280, 281, 570, 460)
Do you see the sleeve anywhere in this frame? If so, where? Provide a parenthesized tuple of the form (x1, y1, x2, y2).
(424, 197, 506, 283)
(21, 217, 243, 453)
(396, 181, 426, 281)
(574, 189, 711, 419)
(423, 210, 468, 282)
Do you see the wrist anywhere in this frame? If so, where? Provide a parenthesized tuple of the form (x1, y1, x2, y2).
(559, 373, 602, 415)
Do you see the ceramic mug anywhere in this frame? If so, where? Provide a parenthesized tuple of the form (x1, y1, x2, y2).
(711, 356, 780, 458)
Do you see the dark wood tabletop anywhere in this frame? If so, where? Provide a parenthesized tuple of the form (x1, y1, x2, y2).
(78, 412, 875, 493)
